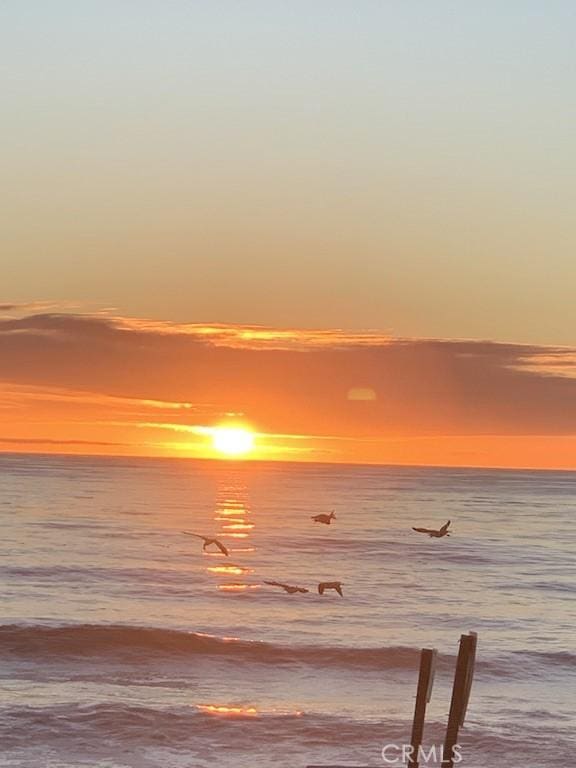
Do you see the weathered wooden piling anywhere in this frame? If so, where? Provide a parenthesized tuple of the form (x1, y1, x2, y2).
(308, 632, 477, 768)
(408, 647, 437, 768)
(441, 632, 477, 768)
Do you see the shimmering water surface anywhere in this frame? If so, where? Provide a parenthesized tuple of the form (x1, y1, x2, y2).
(1, 453, 574, 767)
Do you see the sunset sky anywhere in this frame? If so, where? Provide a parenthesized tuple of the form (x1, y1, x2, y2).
(1, 2, 575, 468)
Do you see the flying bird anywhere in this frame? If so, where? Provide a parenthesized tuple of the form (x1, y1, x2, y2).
(311, 511, 336, 525)
(182, 532, 229, 556)
(412, 520, 451, 538)
(264, 580, 309, 594)
(318, 581, 343, 597)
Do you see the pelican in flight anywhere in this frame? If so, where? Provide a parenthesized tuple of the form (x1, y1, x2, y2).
(264, 580, 309, 594)
(311, 511, 336, 525)
(182, 531, 229, 556)
(412, 520, 451, 538)
(318, 581, 343, 597)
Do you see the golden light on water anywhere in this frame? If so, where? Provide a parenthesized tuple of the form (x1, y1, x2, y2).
(221, 522, 254, 530)
(197, 704, 259, 717)
(197, 703, 303, 717)
(207, 565, 254, 575)
(208, 473, 257, 592)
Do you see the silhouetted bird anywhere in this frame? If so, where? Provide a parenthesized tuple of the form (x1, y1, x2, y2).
(318, 581, 343, 597)
(182, 531, 229, 556)
(412, 520, 451, 538)
(311, 511, 336, 525)
(264, 580, 309, 594)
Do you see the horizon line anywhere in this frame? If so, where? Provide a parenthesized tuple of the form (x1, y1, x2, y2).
(0, 448, 573, 474)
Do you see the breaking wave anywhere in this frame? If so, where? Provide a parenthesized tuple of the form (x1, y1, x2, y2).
(2, 624, 572, 675)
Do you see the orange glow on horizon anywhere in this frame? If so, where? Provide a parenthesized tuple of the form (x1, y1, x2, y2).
(2, 349, 575, 471)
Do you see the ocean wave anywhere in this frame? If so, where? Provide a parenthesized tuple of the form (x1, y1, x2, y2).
(0, 702, 573, 763)
(0, 703, 312, 750)
(518, 649, 576, 668)
(2, 624, 574, 676)
(0, 623, 423, 670)
(0, 565, 199, 586)
(0, 703, 411, 753)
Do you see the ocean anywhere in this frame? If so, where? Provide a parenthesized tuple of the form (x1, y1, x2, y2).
(0, 453, 574, 768)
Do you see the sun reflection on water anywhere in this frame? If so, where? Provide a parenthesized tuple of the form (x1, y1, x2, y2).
(221, 522, 254, 530)
(207, 565, 253, 575)
(197, 704, 259, 717)
(197, 704, 304, 717)
(205, 473, 256, 592)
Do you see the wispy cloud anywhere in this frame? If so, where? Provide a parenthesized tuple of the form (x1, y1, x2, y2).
(0, 301, 80, 314)
(0, 311, 392, 350)
(0, 383, 208, 412)
(0, 437, 127, 447)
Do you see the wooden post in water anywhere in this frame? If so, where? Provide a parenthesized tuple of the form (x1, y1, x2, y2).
(441, 632, 478, 768)
(408, 648, 437, 768)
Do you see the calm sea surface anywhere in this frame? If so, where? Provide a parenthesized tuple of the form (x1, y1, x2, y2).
(0, 453, 575, 767)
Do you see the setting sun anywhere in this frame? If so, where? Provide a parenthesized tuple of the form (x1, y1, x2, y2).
(211, 427, 255, 457)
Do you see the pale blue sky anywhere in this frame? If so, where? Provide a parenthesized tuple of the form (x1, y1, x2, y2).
(2, 1, 575, 343)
